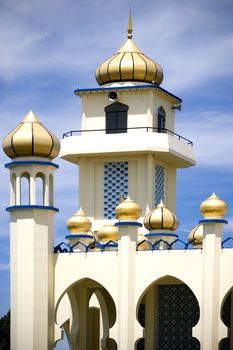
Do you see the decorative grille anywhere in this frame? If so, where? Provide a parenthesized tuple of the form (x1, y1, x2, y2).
(155, 165, 165, 205)
(104, 162, 128, 219)
(157, 284, 200, 349)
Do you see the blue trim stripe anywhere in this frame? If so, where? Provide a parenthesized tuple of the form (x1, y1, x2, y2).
(5, 161, 59, 169)
(199, 219, 228, 224)
(145, 233, 178, 238)
(6, 205, 59, 212)
(115, 221, 142, 227)
(65, 234, 93, 239)
(74, 84, 182, 102)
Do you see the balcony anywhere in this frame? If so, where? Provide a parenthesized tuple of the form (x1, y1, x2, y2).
(60, 127, 195, 167)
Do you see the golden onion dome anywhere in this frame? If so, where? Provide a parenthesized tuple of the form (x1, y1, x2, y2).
(95, 12, 163, 86)
(188, 224, 204, 246)
(97, 223, 118, 242)
(144, 200, 179, 231)
(200, 193, 227, 219)
(66, 208, 92, 233)
(3, 111, 60, 160)
(115, 196, 142, 221)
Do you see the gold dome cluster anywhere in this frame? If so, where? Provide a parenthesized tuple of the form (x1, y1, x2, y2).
(115, 196, 142, 221)
(3, 111, 60, 160)
(95, 12, 163, 86)
(144, 200, 179, 231)
(67, 208, 92, 233)
(200, 193, 227, 219)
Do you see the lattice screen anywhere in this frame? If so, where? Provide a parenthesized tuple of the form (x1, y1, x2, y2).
(155, 165, 165, 205)
(157, 284, 200, 349)
(220, 292, 232, 349)
(137, 284, 200, 350)
(104, 162, 128, 219)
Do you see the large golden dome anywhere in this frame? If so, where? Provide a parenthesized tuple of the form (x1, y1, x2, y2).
(144, 200, 179, 231)
(95, 12, 163, 86)
(67, 208, 92, 233)
(115, 196, 142, 221)
(3, 111, 60, 160)
(200, 193, 227, 219)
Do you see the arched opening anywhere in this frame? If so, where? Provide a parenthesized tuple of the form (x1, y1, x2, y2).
(105, 102, 128, 134)
(136, 276, 200, 349)
(20, 172, 30, 205)
(49, 174, 54, 206)
(157, 106, 166, 133)
(219, 288, 233, 349)
(10, 173, 16, 205)
(55, 278, 117, 350)
(35, 173, 45, 205)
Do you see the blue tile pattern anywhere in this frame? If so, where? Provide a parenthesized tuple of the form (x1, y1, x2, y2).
(155, 165, 165, 205)
(104, 162, 128, 219)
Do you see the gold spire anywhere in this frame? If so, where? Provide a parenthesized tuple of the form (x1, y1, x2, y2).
(2, 111, 60, 160)
(127, 9, 132, 39)
(95, 13, 163, 86)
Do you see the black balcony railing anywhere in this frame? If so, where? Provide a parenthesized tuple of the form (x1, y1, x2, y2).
(63, 127, 193, 146)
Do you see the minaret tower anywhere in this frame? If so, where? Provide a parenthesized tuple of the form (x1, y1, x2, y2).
(3, 111, 60, 350)
(60, 12, 195, 231)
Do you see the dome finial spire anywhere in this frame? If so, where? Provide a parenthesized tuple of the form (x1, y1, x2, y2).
(127, 7, 132, 39)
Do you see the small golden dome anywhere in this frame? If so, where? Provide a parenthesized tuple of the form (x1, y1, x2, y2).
(3, 111, 60, 160)
(95, 12, 163, 86)
(67, 208, 92, 233)
(137, 232, 148, 250)
(144, 200, 179, 231)
(97, 223, 118, 242)
(200, 193, 227, 218)
(115, 196, 142, 220)
(188, 224, 203, 246)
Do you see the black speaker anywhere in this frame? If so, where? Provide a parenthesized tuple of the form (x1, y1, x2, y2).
(108, 91, 118, 102)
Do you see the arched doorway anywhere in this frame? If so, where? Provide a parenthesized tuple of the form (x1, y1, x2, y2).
(219, 288, 233, 350)
(136, 276, 200, 349)
(55, 278, 117, 350)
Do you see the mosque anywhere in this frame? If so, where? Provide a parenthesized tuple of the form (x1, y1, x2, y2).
(3, 12, 233, 350)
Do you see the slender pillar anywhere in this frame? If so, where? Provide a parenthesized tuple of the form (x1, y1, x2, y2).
(116, 221, 142, 349)
(200, 220, 227, 349)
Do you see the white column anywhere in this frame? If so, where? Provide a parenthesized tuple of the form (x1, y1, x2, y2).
(117, 223, 140, 349)
(30, 175, 36, 205)
(201, 221, 225, 350)
(16, 175, 21, 205)
(10, 209, 55, 350)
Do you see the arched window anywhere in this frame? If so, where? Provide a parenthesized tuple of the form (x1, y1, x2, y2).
(36, 173, 45, 205)
(49, 175, 54, 206)
(105, 102, 128, 134)
(10, 173, 16, 206)
(158, 106, 166, 133)
(20, 172, 30, 205)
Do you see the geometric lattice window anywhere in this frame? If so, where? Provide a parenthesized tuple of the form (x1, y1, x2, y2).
(157, 284, 200, 350)
(219, 292, 232, 350)
(104, 162, 128, 219)
(155, 164, 165, 205)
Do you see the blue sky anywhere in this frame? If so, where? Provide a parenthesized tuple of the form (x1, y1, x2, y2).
(0, 0, 233, 346)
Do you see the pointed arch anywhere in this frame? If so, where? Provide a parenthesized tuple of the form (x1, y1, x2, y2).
(157, 106, 166, 133)
(136, 275, 200, 350)
(55, 278, 117, 349)
(105, 102, 129, 134)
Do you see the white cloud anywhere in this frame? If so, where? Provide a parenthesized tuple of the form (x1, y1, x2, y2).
(176, 110, 233, 168)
